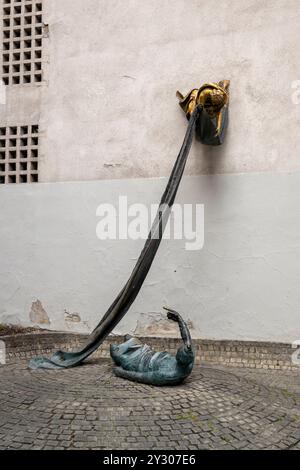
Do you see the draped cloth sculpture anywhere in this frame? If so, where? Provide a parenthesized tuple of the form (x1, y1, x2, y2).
(29, 81, 229, 370)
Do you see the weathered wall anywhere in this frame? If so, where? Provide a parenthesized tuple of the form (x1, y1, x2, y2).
(39, 0, 300, 181)
(1, 0, 299, 180)
(0, 173, 300, 343)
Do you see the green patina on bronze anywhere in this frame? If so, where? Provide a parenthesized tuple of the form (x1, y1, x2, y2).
(110, 308, 194, 386)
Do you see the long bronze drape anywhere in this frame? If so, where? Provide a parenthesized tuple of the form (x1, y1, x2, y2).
(29, 105, 203, 369)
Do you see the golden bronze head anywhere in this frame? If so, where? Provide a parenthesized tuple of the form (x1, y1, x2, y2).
(176, 80, 230, 138)
(176, 80, 230, 119)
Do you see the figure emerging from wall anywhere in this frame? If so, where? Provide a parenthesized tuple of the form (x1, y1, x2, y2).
(177, 80, 230, 145)
(110, 308, 194, 386)
(29, 80, 229, 376)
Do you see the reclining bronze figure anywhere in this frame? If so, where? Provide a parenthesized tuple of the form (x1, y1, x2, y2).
(110, 308, 194, 386)
(29, 81, 229, 375)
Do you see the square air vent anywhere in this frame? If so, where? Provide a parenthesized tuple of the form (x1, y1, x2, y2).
(2, 0, 43, 86)
(0, 125, 39, 184)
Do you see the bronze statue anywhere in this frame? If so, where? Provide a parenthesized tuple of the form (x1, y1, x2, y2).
(110, 308, 194, 386)
(29, 81, 229, 376)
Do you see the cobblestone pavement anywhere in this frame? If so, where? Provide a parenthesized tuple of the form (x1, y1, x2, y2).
(0, 359, 299, 450)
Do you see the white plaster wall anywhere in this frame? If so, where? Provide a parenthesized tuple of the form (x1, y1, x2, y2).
(1, 0, 300, 343)
(39, 0, 300, 182)
(0, 172, 300, 343)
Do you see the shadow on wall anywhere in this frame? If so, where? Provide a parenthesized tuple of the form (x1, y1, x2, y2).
(194, 111, 231, 176)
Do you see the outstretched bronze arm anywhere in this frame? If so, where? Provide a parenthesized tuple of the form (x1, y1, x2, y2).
(164, 307, 192, 350)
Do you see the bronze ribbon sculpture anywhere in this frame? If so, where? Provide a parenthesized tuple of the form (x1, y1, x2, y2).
(29, 81, 229, 371)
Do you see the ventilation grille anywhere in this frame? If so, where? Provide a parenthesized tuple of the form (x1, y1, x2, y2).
(0, 125, 39, 184)
(2, 0, 43, 86)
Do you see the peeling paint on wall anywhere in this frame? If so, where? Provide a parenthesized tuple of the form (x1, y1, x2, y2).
(64, 311, 81, 323)
(64, 310, 91, 333)
(42, 23, 49, 38)
(134, 312, 194, 338)
(29, 300, 50, 325)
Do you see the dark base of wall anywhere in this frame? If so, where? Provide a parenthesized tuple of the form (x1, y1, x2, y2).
(1, 332, 299, 371)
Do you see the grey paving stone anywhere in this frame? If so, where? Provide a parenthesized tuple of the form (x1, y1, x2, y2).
(0, 359, 299, 450)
